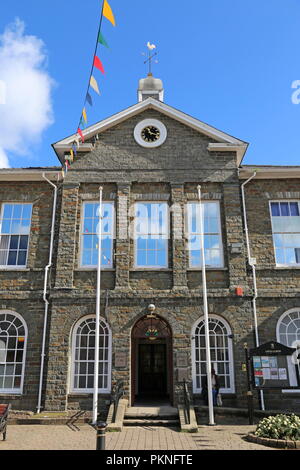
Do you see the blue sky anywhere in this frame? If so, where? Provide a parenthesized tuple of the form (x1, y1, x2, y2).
(0, 0, 300, 168)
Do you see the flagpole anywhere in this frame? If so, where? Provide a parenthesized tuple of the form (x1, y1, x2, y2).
(197, 185, 215, 426)
(93, 186, 103, 425)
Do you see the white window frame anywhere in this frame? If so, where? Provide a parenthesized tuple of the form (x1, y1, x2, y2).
(185, 201, 224, 269)
(134, 201, 169, 269)
(70, 315, 112, 394)
(276, 308, 300, 392)
(269, 200, 300, 267)
(191, 315, 235, 394)
(0, 203, 33, 269)
(79, 201, 115, 269)
(0, 310, 28, 395)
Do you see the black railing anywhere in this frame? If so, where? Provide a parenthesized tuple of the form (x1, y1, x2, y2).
(183, 379, 191, 425)
(112, 380, 124, 423)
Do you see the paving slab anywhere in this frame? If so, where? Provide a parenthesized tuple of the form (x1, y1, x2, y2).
(0, 424, 276, 451)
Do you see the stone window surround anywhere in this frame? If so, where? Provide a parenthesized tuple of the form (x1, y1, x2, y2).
(191, 314, 235, 394)
(185, 201, 224, 269)
(0, 310, 28, 396)
(69, 314, 112, 395)
(79, 200, 115, 270)
(276, 308, 300, 393)
(269, 199, 300, 268)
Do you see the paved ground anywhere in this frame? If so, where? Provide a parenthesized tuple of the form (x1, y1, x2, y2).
(0, 424, 274, 451)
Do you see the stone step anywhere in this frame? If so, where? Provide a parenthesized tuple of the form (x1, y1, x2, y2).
(123, 418, 180, 427)
(124, 414, 179, 420)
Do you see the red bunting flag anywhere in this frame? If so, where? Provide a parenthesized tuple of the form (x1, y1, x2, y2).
(77, 128, 85, 142)
(94, 55, 105, 74)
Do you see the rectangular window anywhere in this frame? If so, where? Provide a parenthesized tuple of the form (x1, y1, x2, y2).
(0, 203, 32, 268)
(135, 202, 169, 268)
(270, 201, 300, 266)
(186, 202, 223, 268)
(81, 202, 114, 268)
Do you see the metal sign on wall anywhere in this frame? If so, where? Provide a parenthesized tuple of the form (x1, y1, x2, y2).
(249, 341, 300, 390)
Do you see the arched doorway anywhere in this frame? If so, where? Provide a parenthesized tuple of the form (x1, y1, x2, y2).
(131, 315, 173, 405)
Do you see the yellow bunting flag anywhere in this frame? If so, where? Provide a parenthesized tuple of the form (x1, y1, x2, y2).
(103, 0, 116, 26)
(70, 149, 74, 162)
(82, 107, 88, 124)
(90, 75, 100, 95)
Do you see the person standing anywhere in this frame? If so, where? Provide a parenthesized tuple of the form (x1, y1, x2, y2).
(202, 368, 220, 406)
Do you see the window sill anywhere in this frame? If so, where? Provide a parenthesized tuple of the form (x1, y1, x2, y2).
(74, 268, 115, 272)
(0, 391, 23, 396)
(187, 267, 228, 271)
(68, 391, 111, 396)
(274, 265, 300, 270)
(130, 268, 172, 272)
(0, 267, 30, 272)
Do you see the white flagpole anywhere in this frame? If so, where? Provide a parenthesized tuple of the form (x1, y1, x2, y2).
(93, 186, 103, 425)
(197, 185, 215, 426)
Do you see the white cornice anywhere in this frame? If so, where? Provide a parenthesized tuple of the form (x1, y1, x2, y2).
(239, 167, 300, 179)
(0, 169, 61, 182)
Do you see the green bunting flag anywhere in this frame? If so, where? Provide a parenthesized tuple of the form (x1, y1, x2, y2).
(98, 31, 109, 48)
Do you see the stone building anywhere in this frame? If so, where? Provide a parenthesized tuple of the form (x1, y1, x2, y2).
(0, 74, 299, 414)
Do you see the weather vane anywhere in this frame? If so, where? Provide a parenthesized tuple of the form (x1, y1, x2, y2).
(143, 42, 158, 75)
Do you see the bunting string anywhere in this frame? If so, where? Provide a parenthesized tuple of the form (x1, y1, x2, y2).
(63, 0, 116, 176)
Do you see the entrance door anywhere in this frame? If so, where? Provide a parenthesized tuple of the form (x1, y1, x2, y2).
(138, 343, 167, 397)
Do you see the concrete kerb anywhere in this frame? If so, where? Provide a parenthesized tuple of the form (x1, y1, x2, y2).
(178, 405, 198, 433)
(246, 432, 300, 449)
(107, 398, 128, 432)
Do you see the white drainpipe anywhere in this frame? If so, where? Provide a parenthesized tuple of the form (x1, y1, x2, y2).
(37, 173, 58, 414)
(241, 171, 265, 410)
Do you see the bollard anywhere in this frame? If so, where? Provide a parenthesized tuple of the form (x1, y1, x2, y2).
(246, 391, 254, 425)
(95, 421, 107, 450)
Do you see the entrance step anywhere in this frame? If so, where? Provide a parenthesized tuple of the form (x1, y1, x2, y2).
(123, 406, 179, 427)
(124, 418, 179, 427)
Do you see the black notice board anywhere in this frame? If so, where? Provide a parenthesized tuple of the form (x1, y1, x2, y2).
(249, 341, 300, 390)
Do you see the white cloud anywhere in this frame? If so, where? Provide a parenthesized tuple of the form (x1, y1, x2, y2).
(0, 148, 9, 168)
(0, 18, 54, 168)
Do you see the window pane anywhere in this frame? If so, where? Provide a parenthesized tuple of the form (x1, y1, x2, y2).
(10, 236, 19, 250)
(19, 236, 28, 250)
(7, 251, 17, 265)
(1, 220, 11, 233)
(290, 202, 300, 216)
(137, 250, 147, 266)
(22, 205, 32, 219)
(17, 251, 27, 266)
(280, 202, 289, 216)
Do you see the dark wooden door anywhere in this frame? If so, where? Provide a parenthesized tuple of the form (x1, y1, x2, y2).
(138, 343, 167, 396)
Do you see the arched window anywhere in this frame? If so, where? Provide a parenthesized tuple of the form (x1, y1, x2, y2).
(71, 316, 112, 393)
(0, 311, 27, 394)
(192, 315, 235, 393)
(276, 309, 300, 387)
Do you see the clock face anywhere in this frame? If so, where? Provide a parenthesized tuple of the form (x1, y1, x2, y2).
(134, 119, 167, 147)
(141, 126, 160, 143)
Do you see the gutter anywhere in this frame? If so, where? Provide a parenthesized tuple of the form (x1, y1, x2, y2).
(240, 170, 265, 410)
(36, 173, 58, 414)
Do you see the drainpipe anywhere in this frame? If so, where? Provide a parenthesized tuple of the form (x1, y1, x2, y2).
(240, 171, 265, 410)
(37, 173, 58, 414)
